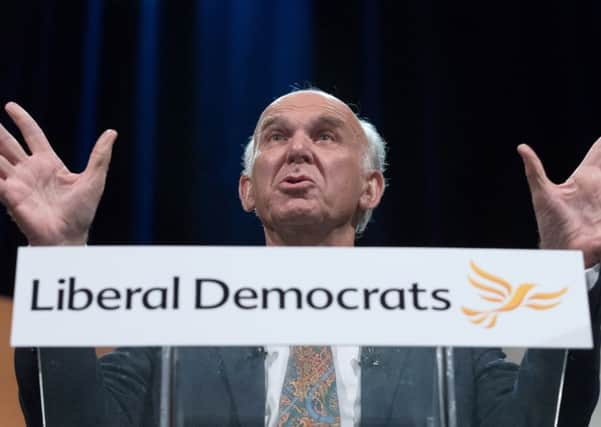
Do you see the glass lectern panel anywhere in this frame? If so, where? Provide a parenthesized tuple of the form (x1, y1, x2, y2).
(170, 346, 443, 426)
(32, 345, 567, 426)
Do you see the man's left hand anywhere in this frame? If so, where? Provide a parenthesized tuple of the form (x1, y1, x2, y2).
(518, 138, 601, 268)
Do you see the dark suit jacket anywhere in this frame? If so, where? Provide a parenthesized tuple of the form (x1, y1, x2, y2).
(15, 284, 601, 426)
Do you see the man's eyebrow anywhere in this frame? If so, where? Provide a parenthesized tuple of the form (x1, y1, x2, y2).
(259, 116, 292, 132)
(258, 114, 348, 134)
(309, 115, 346, 129)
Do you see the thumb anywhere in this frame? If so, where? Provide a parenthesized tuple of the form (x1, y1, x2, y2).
(517, 143, 551, 193)
(84, 129, 117, 179)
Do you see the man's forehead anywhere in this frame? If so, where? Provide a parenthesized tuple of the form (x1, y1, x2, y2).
(256, 91, 363, 135)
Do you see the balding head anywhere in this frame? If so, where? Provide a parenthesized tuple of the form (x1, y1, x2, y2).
(239, 89, 386, 244)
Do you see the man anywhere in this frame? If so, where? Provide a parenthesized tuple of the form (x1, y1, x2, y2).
(2, 90, 600, 426)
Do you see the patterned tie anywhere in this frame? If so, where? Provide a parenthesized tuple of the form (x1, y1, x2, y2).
(277, 346, 341, 426)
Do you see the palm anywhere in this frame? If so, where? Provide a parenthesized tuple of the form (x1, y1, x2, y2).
(518, 139, 601, 268)
(0, 102, 116, 245)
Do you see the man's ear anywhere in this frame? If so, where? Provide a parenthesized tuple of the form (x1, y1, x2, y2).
(359, 170, 385, 211)
(239, 174, 256, 212)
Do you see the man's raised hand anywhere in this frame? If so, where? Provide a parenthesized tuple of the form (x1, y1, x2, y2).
(518, 139, 601, 268)
(0, 102, 116, 245)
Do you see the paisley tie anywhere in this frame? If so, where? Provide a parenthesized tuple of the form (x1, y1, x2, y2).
(277, 346, 341, 426)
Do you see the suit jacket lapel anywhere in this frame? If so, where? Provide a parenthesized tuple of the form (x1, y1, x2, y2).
(360, 346, 410, 424)
(218, 347, 265, 426)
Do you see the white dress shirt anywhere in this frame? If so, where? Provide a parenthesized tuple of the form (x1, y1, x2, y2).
(264, 265, 600, 427)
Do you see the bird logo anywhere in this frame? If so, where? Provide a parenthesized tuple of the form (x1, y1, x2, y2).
(461, 260, 568, 328)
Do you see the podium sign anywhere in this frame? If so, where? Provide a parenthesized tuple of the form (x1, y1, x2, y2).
(11, 246, 591, 348)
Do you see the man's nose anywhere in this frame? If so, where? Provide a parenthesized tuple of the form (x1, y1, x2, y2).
(286, 133, 314, 164)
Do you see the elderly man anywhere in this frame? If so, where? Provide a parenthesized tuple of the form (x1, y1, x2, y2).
(2, 90, 600, 426)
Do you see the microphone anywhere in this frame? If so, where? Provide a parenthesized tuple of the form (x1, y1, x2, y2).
(246, 346, 266, 360)
(360, 348, 382, 367)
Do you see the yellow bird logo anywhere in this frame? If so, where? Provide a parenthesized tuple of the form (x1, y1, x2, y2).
(461, 261, 568, 328)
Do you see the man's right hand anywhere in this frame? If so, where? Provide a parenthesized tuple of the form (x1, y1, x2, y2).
(0, 102, 116, 246)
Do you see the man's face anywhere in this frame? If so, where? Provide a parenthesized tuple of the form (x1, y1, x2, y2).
(239, 91, 382, 236)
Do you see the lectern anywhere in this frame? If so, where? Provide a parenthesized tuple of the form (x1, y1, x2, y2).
(12, 246, 593, 426)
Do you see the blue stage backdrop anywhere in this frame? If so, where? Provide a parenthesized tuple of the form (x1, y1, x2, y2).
(1, 0, 600, 296)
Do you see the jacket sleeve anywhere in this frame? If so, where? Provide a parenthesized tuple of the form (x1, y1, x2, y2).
(14, 347, 159, 427)
(473, 347, 565, 427)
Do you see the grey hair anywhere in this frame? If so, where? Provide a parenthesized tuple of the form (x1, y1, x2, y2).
(241, 90, 387, 235)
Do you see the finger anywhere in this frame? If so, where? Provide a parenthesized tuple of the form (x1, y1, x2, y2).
(574, 136, 601, 170)
(0, 122, 28, 163)
(83, 129, 117, 180)
(4, 102, 51, 154)
(517, 143, 552, 192)
(0, 155, 14, 179)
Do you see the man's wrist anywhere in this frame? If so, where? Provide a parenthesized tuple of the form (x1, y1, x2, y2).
(28, 233, 88, 246)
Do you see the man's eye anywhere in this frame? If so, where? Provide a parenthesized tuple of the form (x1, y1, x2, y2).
(317, 133, 335, 142)
(270, 133, 286, 142)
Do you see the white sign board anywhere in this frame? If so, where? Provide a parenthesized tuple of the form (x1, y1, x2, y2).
(11, 246, 592, 348)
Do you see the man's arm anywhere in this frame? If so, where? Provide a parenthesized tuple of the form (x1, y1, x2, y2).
(467, 140, 601, 426)
(15, 347, 158, 427)
(0, 103, 121, 425)
(519, 139, 601, 421)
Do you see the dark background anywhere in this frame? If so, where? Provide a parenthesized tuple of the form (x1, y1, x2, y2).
(1, 0, 600, 296)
